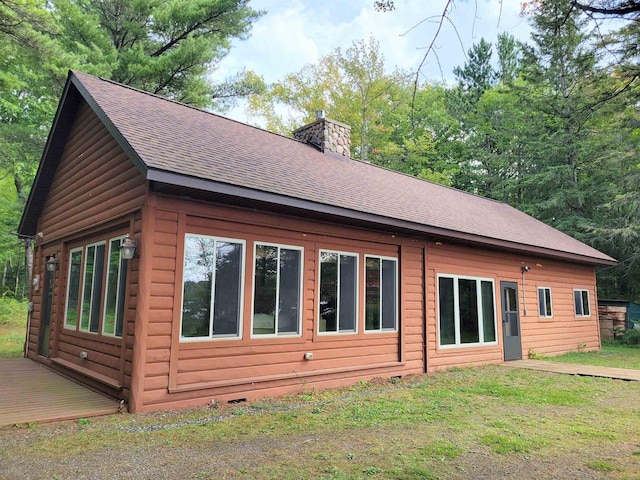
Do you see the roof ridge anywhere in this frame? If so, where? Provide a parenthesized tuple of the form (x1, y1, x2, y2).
(69, 69, 299, 143)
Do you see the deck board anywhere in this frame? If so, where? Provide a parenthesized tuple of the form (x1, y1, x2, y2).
(502, 359, 640, 381)
(0, 359, 120, 426)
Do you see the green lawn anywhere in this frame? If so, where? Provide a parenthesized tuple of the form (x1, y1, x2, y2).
(546, 344, 640, 370)
(0, 298, 27, 359)
(2, 298, 639, 478)
(1, 365, 639, 479)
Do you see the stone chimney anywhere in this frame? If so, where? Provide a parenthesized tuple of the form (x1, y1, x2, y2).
(292, 110, 351, 157)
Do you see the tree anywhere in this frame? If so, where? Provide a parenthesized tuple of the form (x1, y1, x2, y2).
(0, 0, 264, 295)
(572, 0, 640, 17)
(372, 81, 462, 185)
(452, 38, 495, 101)
(496, 33, 522, 85)
(516, 0, 612, 230)
(247, 37, 411, 163)
(50, 0, 264, 108)
(444, 36, 527, 196)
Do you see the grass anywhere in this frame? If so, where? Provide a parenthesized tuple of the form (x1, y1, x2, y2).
(1, 366, 639, 479)
(545, 343, 640, 369)
(0, 297, 27, 359)
(1, 303, 639, 477)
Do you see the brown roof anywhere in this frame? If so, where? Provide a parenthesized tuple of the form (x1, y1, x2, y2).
(20, 70, 616, 265)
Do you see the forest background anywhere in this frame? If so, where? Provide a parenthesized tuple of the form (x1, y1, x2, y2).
(0, 0, 638, 302)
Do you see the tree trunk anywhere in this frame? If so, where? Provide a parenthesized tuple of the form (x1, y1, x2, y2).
(14, 254, 21, 298)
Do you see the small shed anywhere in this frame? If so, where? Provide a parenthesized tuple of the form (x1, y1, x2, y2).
(598, 299, 640, 340)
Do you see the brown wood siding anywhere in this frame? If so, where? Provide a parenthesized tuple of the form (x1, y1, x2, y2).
(140, 196, 425, 411)
(425, 241, 599, 372)
(26, 246, 61, 359)
(28, 99, 146, 403)
(37, 101, 146, 243)
(26, 249, 43, 358)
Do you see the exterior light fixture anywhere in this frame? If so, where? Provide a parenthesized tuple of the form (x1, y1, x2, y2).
(120, 236, 137, 260)
(46, 255, 59, 273)
(521, 265, 531, 273)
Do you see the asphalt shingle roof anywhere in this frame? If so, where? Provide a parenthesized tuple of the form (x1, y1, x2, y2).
(40, 71, 617, 264)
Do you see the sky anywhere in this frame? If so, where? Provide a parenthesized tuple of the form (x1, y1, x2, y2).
(213, 0, 533, 122)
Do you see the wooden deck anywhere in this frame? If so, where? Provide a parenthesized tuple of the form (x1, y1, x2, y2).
(0, 359, 121, 426)
(503, 359, 640, 381)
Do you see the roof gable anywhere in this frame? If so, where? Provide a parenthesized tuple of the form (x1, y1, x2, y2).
(20, 70, 616, 266)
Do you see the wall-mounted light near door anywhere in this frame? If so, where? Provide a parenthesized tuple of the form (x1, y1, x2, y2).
(520, 264, 531, 315)
(46, 255, 59, 273)
(119, 236, 138, 260)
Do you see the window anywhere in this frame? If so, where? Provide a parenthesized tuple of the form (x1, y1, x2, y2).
(103, 237, 128, 337)
(80, 242, 105, 333)
(64, 248, 83, 329)
(538, 287, 553, 318)
(180, 234, 244, 340)
(438, 274, 497, 347)
(252, 243, 303, 336)
(574, 289, 591, 317)
(365, 256, 397, 332)
(319, 250, 357, 334)
(64, 236, 128, 337)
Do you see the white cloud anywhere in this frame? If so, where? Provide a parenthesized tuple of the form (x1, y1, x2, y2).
(213, 0, 532, 121)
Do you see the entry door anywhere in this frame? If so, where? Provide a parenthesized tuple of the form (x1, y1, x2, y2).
(501, 281, 522, 361)
(37, 268, 53, 357)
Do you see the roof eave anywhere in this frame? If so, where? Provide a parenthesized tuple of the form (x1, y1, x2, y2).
(18, 71, 149, 237)
(147, 169, 617, 267)
(69, 71, 147, 176)
(18, 74, 80, 237)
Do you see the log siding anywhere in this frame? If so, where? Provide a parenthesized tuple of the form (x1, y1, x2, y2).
(28, 100, 146, 403)
(139, 196, 425, 411)
(425, 241, 599, 372)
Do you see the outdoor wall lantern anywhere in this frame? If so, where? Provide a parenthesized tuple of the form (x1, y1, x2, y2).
(46, 255, 59, 273)
(120, 236, 138, 260)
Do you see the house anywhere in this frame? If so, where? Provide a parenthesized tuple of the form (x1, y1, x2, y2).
(19, 71, 616, 413)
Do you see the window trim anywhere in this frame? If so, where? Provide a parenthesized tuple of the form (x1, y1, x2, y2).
(251, 241, 304, 339)
(574, 289, 591, 317)
(537, 286, 553, 319)
(63, 247, 84, 331)
(317, 249, 359, 336)
(437, 273, 498, 349)
(364, 254, 398, 334)
(102, 235, 128, 338)
(179, 233, 246, 342)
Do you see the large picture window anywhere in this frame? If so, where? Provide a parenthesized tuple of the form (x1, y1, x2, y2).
(364, 256, 397, 332)
(64, 235, 128, 338)
(252, 243, 303, 337)
(538, 287, 553, 318)
(574, 289, 591, 317)
(180, 234, 245, 340)
(438, 274, 497, 347)
(319, 250, 357, 334)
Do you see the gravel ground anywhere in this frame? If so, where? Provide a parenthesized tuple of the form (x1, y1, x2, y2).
(1, 415, 637, 480)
